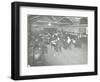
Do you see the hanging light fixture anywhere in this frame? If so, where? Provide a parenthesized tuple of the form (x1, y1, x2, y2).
(48, 22, 51, 26)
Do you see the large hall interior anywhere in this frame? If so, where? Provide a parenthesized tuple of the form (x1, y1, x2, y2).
(27, 15, 88, 66)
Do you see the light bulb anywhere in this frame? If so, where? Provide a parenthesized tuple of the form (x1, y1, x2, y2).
(48, 23, 51, 26)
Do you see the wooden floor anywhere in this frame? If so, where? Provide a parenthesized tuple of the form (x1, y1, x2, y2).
(28, 38, 88, 66)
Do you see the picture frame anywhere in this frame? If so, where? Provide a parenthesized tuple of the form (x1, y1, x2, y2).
(11, 1, 98, 80)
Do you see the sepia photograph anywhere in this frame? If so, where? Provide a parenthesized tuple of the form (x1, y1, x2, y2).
(28, 15, 88, 66)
